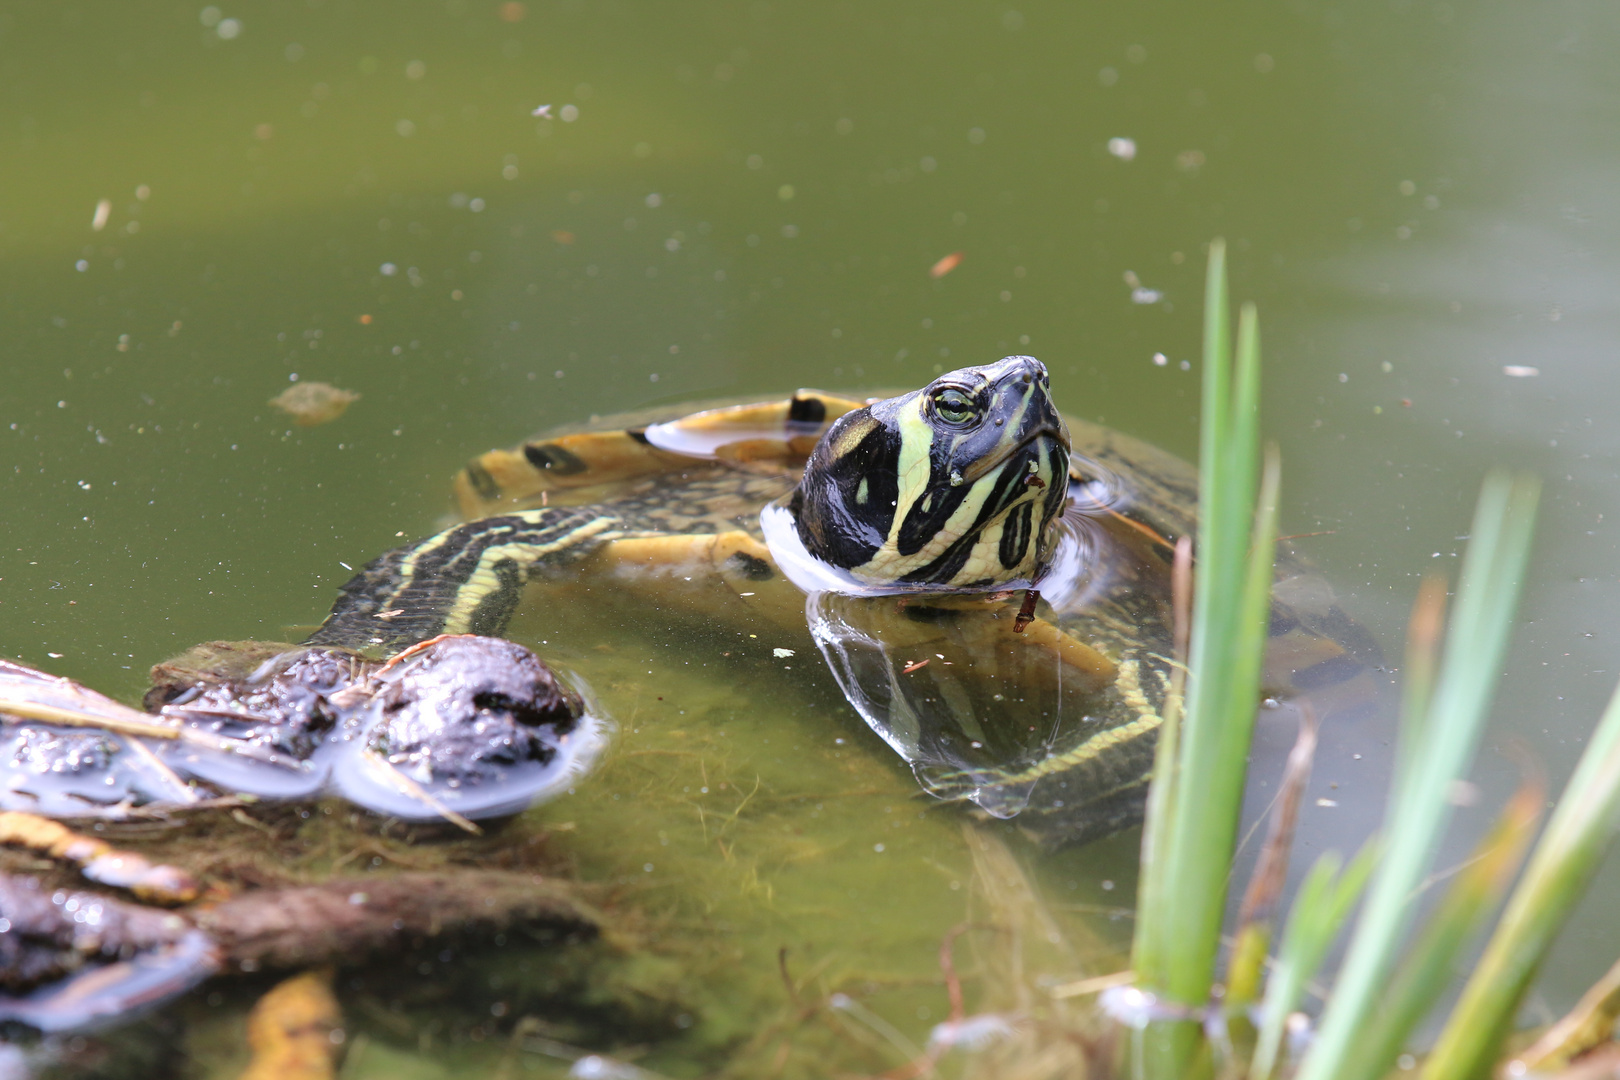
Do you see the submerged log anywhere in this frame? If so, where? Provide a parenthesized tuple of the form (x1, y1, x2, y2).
(0, 868, 600, 1032)
(195, 870, 601, 969)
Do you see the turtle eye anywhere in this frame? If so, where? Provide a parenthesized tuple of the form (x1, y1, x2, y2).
(931, 387, 978, 426)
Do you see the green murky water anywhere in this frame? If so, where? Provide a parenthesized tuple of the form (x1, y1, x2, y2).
(4, 1, 1620, 1073)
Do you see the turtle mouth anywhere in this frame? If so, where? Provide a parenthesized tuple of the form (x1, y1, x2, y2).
(959, 423, 1070, 486)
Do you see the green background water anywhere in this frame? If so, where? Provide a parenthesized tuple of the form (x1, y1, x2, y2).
(4, 0, 1620, 1073)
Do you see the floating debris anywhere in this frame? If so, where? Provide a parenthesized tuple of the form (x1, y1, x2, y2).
(0, 658, 200, 814)
(1123, 270, 1163, 304)
(1107, 137, 1137, 161)
(930, 251, 965, 278)
(0, 637, 606, 826)
(90, 200, 111, 232)
(1504, 365, 1540, 378)
(339, 636, 599, 823)
(1099, 984, 1200, 1029)
(269, 382, 360, 427)
(532, 103, 553, 119)
(570, 1057, 666, 1080)
(927, 1012, 1020, 1052)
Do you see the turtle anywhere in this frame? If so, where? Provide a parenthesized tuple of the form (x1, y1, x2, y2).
(0, 357, 1374, 1043)
(299, 355, 1378, 848)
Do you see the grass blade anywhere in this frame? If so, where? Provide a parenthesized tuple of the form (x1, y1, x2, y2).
(1134, 240, 1234, 1003)
(1132, 535, 1192, 992)
(1249, 843, 1377, 1080)
(1296, 470, 1540, 1080)
(1135, 246, 1278, 1075)
(1390, 575, 1448, 815)
(1423, 672, 1620, 1080)
(1340, 774, 1543, 1080)
(1154, 314, 1276, 1007)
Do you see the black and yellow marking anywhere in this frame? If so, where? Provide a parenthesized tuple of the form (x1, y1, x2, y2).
(309, 508, 623, 654)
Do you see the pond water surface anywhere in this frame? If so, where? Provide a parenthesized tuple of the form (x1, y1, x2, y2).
(4, 1, 1620, 1075)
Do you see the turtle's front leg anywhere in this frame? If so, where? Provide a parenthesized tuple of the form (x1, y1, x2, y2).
(586, 530, 809, 633)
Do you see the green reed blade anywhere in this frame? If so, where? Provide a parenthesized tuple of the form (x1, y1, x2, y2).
(1249, 842, 1377, 1080)
(1200, 239, 1233, 515)
(1135, 533, 1194, 1003)
(1133, 240, 1235, 995)
(1296, 470, 1540, 1080)
(1132, 625, 1185, 991)
(1155, 310, 1275, 1002)
(1339, 777, 1542, 1080)
(1135, 241, 1279, 1079)
(1421, 673, 1620, 1080)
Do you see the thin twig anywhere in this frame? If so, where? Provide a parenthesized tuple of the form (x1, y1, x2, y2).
(1048, 968, 1138, 1000)
(123, 736, 199, 804)
(358, 748, 482, 835)
(376, 633, 458, 675)
(51, 794, 256, 822)
(779, 947, 803, 1008)
(940, 922, 974, 1023)
(1237, 706, 1320, 928)
(0, 699, 180, 740)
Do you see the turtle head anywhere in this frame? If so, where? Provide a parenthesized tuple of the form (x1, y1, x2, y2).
(788, 356, 1071, 590)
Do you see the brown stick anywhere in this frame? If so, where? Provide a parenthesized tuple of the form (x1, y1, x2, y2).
(194, 871, 601, 968)
(0, 699, 180, 740)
